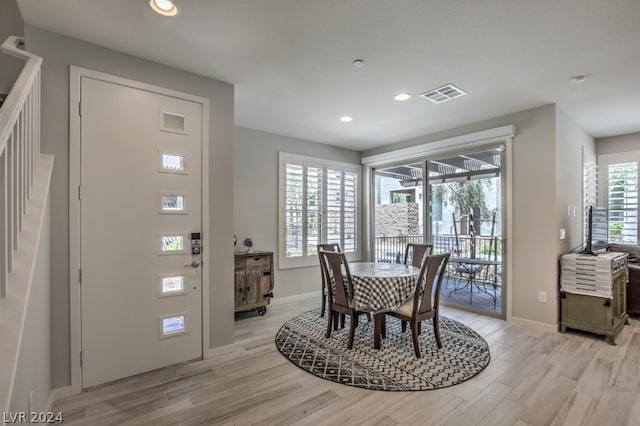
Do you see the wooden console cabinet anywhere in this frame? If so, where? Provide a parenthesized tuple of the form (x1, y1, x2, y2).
(234, 251, 274, 315)
(560, 252, 628, 345)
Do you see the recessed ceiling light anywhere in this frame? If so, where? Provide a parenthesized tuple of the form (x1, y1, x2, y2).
(394, 93, 412, 101)
(352, 59, 364, 68)
(149, 0, 179, 16)
(340, 116, 353, 122)
(571, 75, 586, 84)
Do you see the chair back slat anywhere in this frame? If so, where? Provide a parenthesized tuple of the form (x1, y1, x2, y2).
(317, 244, 341, 293)
(404, 243, 433, 268)
(415, 253, 450, 316)
(320, 250, 353, 308)
(318, 248, 331, 293)
(317, 243, 341, 253)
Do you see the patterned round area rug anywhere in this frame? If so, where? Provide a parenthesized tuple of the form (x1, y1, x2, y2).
(275, 308, 490, 391)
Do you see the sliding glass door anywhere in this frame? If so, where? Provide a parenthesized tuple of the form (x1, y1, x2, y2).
(372, 145, 506, 317)
(427, 147, 504, 315)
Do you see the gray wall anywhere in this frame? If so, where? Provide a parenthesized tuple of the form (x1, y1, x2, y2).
(25, 26, 235, 390)
(596, 132, 640, 155)
(234, 126, 361, 297)
(556, 108, 596, 255)
(237, 105, 576, 327)
(9, 188, 51, 415)
(0, 0, 24, 94)
(364, 104, 566, 327)
(233, 104, 598, 328)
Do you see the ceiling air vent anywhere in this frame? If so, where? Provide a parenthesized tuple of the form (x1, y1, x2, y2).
(420, 83, 466, 104)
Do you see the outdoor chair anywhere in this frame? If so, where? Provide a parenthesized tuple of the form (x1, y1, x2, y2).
(448, 212, 499, 309)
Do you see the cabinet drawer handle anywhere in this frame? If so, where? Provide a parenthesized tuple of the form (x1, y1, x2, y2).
(239, 288, 244, 293)
(246, 286, 251, 292)
(263, 271, 271, 276)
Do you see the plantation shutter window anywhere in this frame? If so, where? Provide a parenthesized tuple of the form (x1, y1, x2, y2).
(280, 153, 361, 268)
(326, 169, 343, 247)
(606, 161, 638, 243)
(343, 171, 358, 252)
(306, 166, 323, 256)
(284, 162, 304, 258)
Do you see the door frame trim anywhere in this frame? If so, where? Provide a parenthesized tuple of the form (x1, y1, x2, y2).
(69, 66, 210, 394)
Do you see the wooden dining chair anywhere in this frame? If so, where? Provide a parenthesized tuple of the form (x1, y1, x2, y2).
(319, 250, 369, 349)
(385, 253, 450, 358)
(317, 243, 341, 317)
(403, 243, 433, 268)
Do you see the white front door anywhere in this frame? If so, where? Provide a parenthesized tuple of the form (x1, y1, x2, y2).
(79, 76, 203, 388)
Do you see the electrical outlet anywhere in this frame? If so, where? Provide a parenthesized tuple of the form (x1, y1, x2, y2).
(538, 291, 547, 303)
(560, 228, 566, 240)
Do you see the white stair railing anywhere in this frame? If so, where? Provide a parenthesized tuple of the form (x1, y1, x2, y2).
(0, 36, 42, 309)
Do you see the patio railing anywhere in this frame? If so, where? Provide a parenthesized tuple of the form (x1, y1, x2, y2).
(374, 234, 502, 263)
(375, 235, 425, 263)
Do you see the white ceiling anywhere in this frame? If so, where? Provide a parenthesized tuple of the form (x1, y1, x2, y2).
(16, 0, 640, 151)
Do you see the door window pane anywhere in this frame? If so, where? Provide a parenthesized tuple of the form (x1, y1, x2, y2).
(160, 234, 186, 254)
(162, 112, 185, 132)
(160, 275, 186, 296)
(160, 153, 185, 173)
(160, 194, 186, 213)
(160, 314, 187, 337)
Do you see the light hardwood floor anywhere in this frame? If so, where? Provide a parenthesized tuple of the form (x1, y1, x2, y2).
(52, 293, 640, 425)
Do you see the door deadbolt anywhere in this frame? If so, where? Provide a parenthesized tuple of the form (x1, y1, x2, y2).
(191, 232, 202, 255)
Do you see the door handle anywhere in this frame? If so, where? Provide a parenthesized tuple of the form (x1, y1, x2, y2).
(185, 260, 200, 268)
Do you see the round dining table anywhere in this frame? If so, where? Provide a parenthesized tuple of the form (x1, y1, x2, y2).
(347, 262, 421, 312)
(347, 262, 421, 349)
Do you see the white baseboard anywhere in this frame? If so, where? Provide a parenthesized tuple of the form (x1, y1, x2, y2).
(510, 316, 558, 333)
(47, 386, 71, 410)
